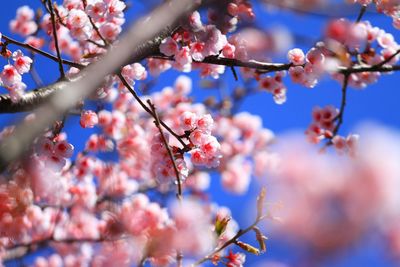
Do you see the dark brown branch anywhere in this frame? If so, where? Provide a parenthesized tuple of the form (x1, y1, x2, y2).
(332, 74, 350, 137)
(356, 5, 368, 23)
(230, 66, 238, 81)
(151, 54, 292, 73)
(3, 43, 400, 117)
(373, 49, 400, 68)
(1, 34, 83, 69)
(339, 64, 400, 74)
(86, 39, 107, 48)
(46, 0, 65, 78)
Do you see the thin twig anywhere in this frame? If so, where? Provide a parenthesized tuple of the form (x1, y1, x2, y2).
(148, 99, 183, 199)
(117, 73, 189, 150)
(151, 54, 292, 73)
(1, 34, 84, 69)
(86, 39, 107, 48)
(331, 73, 350, 139)
(356, 5, 367, 23)
(46, 0, 65, 78)
(192, 214, 268, 266)
(81, 0, 109, 46)
(230, 66, 238, 81)
(373, 49, 400, 68)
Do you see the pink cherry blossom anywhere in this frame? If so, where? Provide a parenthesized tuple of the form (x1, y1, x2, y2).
(287, 48, 305, 65)
(1, 64, 22, 87)
(12, 50, 32, 74)
(160, 37, 179, 57)
(80, 110, 99, 128)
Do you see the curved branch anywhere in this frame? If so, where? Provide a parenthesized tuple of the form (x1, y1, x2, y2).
(2, 35, 83, 69)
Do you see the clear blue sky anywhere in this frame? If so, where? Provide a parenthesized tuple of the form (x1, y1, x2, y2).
(1, 1, 400, 266)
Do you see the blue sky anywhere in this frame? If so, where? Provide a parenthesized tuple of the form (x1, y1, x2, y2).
(1, 1, 400, 266)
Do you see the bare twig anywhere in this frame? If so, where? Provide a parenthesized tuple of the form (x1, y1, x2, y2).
(356, 5, 368, 23)
(46, 0, 65, 78)
(230, 66, 238, 81)
(1, 34, 83, 69)
(373, 49, 400, 68)
(192, 188, 269, 266)
(327, 73, 350, 144)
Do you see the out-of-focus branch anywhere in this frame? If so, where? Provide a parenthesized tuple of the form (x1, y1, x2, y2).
(192, 187, 269, 266)
(0, 0, 208, 173)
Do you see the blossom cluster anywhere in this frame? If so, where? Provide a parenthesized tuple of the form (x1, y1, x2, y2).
(0, 47, 32, 102)
(305, 105, 359, 155)
(157, 1, 254, 78)
(36, 135, 74, 172)
(9, 6, 38, 36)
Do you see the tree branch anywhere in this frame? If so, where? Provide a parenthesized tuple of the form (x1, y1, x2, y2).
(332, 73, 350, 137)
(46, 0, 65, 78)
(148, 99, 183, 199)
(1, 34, 83, 69)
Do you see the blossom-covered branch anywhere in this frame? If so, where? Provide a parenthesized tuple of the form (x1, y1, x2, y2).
(0, 0, 206, 172)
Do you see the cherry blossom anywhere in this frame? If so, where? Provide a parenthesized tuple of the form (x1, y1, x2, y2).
(80, 110, 99, 128)
(9, 6, 38, 36)
(12, 50, 33, 74)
